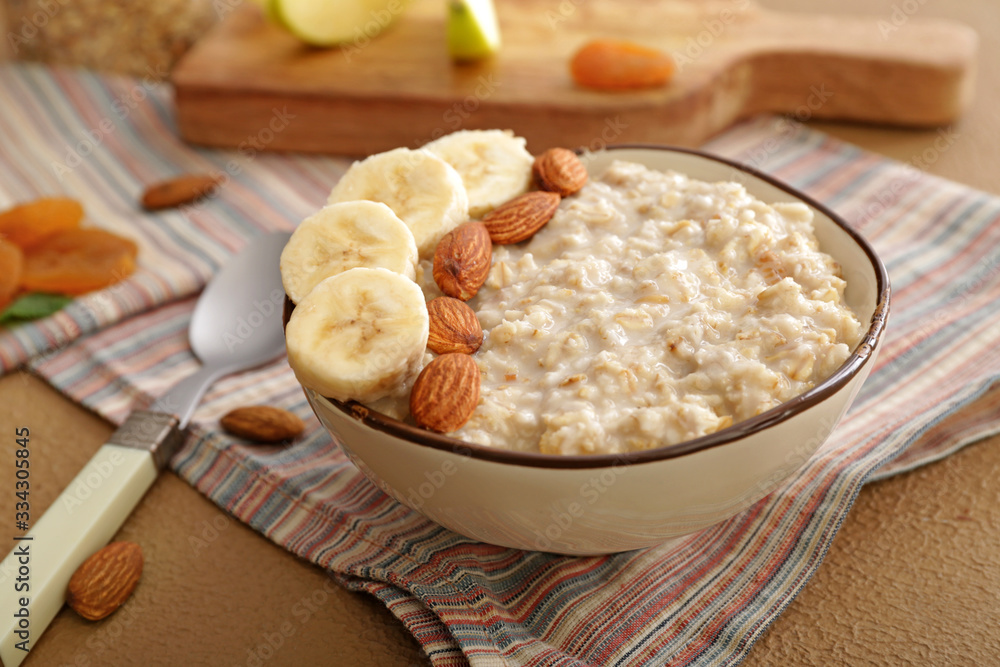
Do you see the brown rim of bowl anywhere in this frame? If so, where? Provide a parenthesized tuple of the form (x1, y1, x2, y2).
(284, 143, 891, 470)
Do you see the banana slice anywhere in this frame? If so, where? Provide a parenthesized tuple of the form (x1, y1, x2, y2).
(285, 267, 429, 403)
(425, 129, 534, 218)
(280, 200, 418, 304)
(328, 148, 468, 257)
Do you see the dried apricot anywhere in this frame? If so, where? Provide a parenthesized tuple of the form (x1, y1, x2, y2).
(0, 238, 24, 309)
(0, 197, 84, 251)
(22, 228, 138, 295)
(570, 40, 675, 91)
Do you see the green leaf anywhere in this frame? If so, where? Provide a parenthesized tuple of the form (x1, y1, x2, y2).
(0, 293, 74, 323)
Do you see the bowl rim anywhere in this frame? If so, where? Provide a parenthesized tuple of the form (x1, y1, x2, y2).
(288, 143, 891, 470)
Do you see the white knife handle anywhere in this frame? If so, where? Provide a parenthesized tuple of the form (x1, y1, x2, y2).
(0, 411, 182, 667)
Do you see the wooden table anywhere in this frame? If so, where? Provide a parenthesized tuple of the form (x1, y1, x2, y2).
(1, 0, 998, 664)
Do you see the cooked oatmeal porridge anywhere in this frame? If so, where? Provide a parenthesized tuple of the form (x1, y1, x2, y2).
(382, 160, 864, 455)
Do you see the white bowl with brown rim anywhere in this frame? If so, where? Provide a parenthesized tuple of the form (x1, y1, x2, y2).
(286, 145, 890, 556)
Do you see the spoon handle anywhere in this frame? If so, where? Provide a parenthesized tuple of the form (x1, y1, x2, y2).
(0, 411, 183, 666)
(156, 364, 229, 430)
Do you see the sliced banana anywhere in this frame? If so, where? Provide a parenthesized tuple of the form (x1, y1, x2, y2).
(424, 129, 534, 218)
(328, 148, 468, 257)
(280, 200, 418, 305)
(285, 267, 429, 403)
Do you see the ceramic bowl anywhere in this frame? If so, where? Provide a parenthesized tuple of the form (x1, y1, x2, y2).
(289, 145, 890, 556)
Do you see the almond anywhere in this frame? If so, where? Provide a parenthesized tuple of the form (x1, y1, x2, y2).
(220, 406, 305, 443)
(410, 353, 480, 433)
(433, 221, 492, 301)
(481, 191, 561, 245)
(67, 542, 143, 621)
(427, 296, 483, 355)
(533, 148, 588, 196)
(141, 174, 220, 211)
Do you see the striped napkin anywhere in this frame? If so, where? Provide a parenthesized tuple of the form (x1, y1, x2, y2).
(6, 64, 1000, 665)
(0, 64, 344, 371)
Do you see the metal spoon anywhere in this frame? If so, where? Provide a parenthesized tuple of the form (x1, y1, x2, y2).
(0, 231, 291, 666)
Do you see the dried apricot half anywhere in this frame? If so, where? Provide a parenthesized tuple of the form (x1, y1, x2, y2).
(0, 238, 24, 309)
(570, 40, 675, 91)
(22, 228, 138, 295)
(0, 197, 84, 251)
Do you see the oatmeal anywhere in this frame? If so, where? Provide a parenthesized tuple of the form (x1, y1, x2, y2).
(393, 160, 864, 454)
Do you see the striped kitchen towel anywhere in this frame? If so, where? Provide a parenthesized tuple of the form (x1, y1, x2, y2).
(15, 65, 1000, 665)
(0, 63, 347, 372)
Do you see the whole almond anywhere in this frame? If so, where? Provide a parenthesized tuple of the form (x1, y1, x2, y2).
(427, 297, 483, 355)
(410, 353, 480, 433)
(141, 174, 220, 210)
(481, 191, 561, 245)
(533, 148, 588, 196)
(67, 542, 143, 621)
(221, 406, 305, 443)
(433, 221, 492, 301)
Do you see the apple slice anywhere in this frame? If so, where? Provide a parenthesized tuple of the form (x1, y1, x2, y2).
(447, 0, 501, 61)
(262, 0, 287, 26)
(275, 0, 404, 47)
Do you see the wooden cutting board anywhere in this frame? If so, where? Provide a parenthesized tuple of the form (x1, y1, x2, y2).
(172, 0, 976, 156)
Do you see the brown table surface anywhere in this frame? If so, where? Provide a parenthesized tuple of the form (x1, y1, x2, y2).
(2, 0, 999, 665)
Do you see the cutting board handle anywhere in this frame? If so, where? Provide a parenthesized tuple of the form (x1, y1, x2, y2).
(736, 10, 978, 125)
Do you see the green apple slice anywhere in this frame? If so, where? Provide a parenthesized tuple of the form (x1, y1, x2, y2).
(247, 0, 289, 27)
(275, 0, 403, 47)
(447, 0, 501, 61)
(263, 0, 287, 26)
